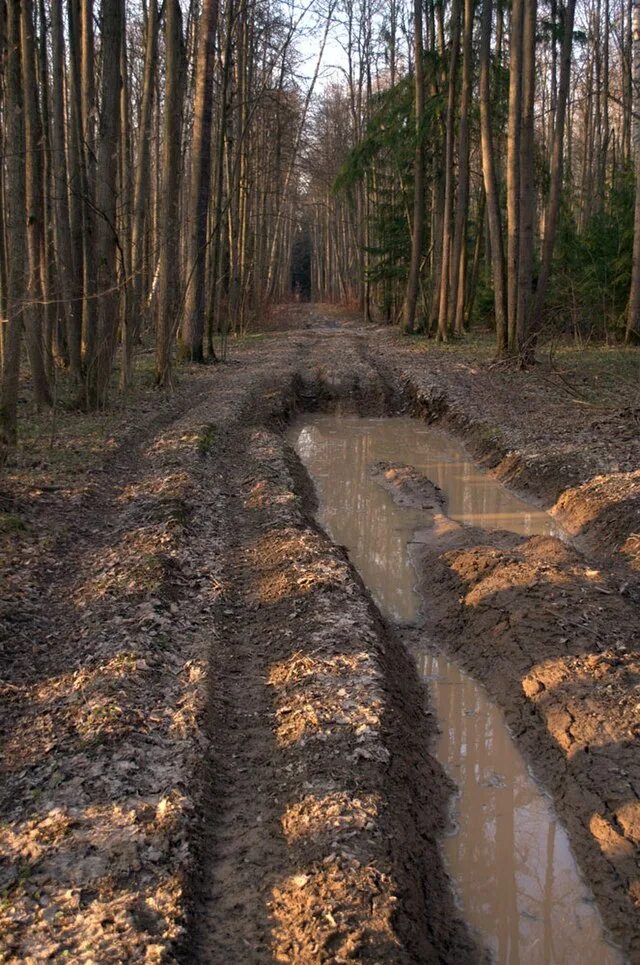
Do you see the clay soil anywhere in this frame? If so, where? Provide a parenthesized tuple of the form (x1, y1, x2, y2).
(1, 304, 639, 962)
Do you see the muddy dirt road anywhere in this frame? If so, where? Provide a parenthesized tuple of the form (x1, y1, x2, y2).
(1, 305, 638, 962)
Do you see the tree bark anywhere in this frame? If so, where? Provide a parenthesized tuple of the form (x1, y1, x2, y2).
(0, 0, 27, 458)
(516, 0, 537, 362)
(627, 0, 640, 341)
(531, 0, 576, 338)
(86, 0, 123, 406)
(506, 0, 523, 351)
(479, 0, 508, 354)
(156, 0, 186, 385)
(181, 0, 220, 362)
(449, 0, 474, 335)
(51, 0, 81, 377)
(402, 0, 426, 333)
(437, 0, 461, 341)
(20, 0, 52, 407)
(123, 0, 158, 384)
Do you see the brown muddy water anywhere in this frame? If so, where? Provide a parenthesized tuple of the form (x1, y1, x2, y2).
(289, 414, 622, 965)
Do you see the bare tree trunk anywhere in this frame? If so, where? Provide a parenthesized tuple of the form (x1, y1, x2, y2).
(20, 0, 52, 406)
(67, 0, 88, 379)
(628, 0, 640, 341)
(86, 0, 123, 406)
(437, 0, 461, 340)
(181, 0, 220, 362)
(80, 0, 97, 369)
(156, 0, 185, 385)
(0, 1, 8, 326)
(402, 0, 426, 333)
(506, 0, 523, 351)
(516, 0, 537, 362)
(531, 0, 576, 338)
(51, 0, 81, 377)
(0, 0, 26, 459)
(449, 0, 474, 335)
(123, 0, 158, 385)
(479, 0, 508, 354)
(207, 0, 234, 355)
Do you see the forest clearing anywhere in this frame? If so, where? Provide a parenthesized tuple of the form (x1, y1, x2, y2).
(2, 0, 640, 962)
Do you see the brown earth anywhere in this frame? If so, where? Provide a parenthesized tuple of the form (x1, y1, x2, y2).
(1, 304, 639, 962)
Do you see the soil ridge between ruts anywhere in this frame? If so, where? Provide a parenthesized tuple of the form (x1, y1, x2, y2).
(1, 303, 638, 962)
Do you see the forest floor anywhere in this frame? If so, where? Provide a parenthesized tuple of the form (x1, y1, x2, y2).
(1, 304, 639, 962)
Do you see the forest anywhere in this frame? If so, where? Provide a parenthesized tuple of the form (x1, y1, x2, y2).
(1, 1, 640, 456)
(1, 1, 640, 963)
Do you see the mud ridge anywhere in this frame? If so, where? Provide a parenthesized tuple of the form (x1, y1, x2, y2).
(411, 523, 640, 961)
(185, 410, 483, 962)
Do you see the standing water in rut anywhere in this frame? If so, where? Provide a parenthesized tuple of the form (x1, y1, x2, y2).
(289, 414, 622, 965)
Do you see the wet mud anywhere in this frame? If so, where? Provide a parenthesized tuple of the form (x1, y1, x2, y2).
(290, 414, 627, 963)
(2, 305, 638, 963)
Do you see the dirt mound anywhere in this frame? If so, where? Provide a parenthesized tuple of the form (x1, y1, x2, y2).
(553, 470, 640, 577)
(188, 426, 483, 963)
(370, 461, 447, 513)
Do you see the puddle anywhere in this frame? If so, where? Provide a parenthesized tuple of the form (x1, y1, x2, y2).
(289, 414, 622, 965)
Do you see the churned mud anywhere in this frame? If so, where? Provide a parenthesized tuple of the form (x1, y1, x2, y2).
(416, 527, 640, 961)
(1, 304, 639, 961)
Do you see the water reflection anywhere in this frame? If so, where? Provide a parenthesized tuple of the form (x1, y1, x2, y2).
(417, 653, 620, 965)
(290, 414, 621, 965)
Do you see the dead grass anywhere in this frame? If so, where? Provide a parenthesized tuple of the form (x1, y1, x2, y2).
(391, 328, 640, 409)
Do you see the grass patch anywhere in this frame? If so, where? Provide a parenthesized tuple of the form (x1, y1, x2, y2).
(0, 512, 26, 534)
(198, 424, 217, 456)
(475, 423, 505, 447)
(546, 343, 640, 407)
